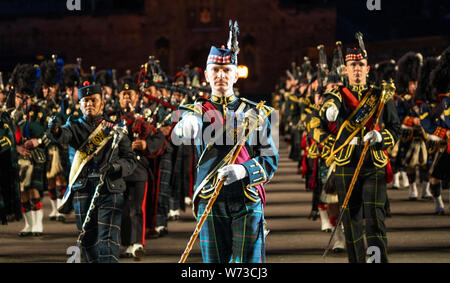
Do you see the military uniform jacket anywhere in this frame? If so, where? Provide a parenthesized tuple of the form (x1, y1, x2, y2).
(319, 84, 401, 168)
(50, 115, 137, 193)
(419, 98, 449, 137)
(175, 95, 279, 210)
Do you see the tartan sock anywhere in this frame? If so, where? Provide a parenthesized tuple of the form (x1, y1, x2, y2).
(31, 198, 43, 211)
(21, 202, 31, 214)
(318, 204, 328, 210)
(56, 186, 66, 199)
(48, 188, 57, 200)
(329, 215, 337, 227)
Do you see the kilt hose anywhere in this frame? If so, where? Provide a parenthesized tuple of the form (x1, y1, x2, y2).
(197, 184, 265, 263)
(73, 178, 124, 263)
(334, 166, 388, 263)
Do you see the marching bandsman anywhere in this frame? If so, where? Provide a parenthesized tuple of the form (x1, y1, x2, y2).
(0, 88, 20, 224)
(59, 64, 83, 219)
(303, 46, 333, 228)
(96, 69, 119, 114)
(418, 46, 450, 215)
(370, 59, 400, 217)
(414, 56, 440, 201)
(10, 64, 49, 237)
(116, 78, 165, 258)
(47, 81, 137, 263)
(174, 20, 278, 263)
(372, 60, 406, 192)
(136, 60, 178, 236)
(61, 63, 82, 117)
(286, 63, 309, 169)
(303, 75, 334, 231)
(39, 58, 70, 221)
(169, 72, 197, 221)
(154, 117, 174, 238)
(394, 52, 431, 200)
(318, 34, 401, 263)
(308, 45, 346, 252)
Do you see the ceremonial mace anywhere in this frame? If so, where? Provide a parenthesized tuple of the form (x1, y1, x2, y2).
(179, 101, 266, 263)
(323, 80, 395, 257)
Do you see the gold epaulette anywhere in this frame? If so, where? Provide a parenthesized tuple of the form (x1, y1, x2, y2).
(309, 116, 321, 129)
(324, 87, 342, 103)
(309, 104, 321, 111)
(307, 116, 321, 135)
(301, 96, 311, 107)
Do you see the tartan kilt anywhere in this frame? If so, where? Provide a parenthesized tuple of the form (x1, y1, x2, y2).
(431, 151, 450, 181)
(197, 183, 265, 263)
(334, 165, 388, 263)
(73, 179, 124, 263)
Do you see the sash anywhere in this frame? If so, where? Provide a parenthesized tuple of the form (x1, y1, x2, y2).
(58, 120, 115, 213)
(326, 86, 380, 166)
(193, 100, 270, 214)
(196, 100, 246, 173)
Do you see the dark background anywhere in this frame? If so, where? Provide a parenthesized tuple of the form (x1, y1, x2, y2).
(0, 0, 448, 102)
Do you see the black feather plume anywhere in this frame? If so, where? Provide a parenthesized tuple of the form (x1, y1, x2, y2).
(430, 46, 450, 99)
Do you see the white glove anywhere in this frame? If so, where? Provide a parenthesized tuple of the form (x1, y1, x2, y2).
(174, 114, 199, 139)
(217, 164, 248, 186)
(326, 106, 339, 122)
(363, 130, 382, 146)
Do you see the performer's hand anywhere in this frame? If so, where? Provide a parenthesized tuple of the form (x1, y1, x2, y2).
(218, 164, 248, 186)
(160, 125, 172, 137)
(16, 145, 31, 157)
(363, 130, 382, 146)
(326, 106, 339, 122)
(100, 163, 121, 176)
(132, 139, 147, 151)
(24, 138, 39, 150)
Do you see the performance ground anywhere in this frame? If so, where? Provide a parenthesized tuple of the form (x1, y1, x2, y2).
(1, 139, 449, 263)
